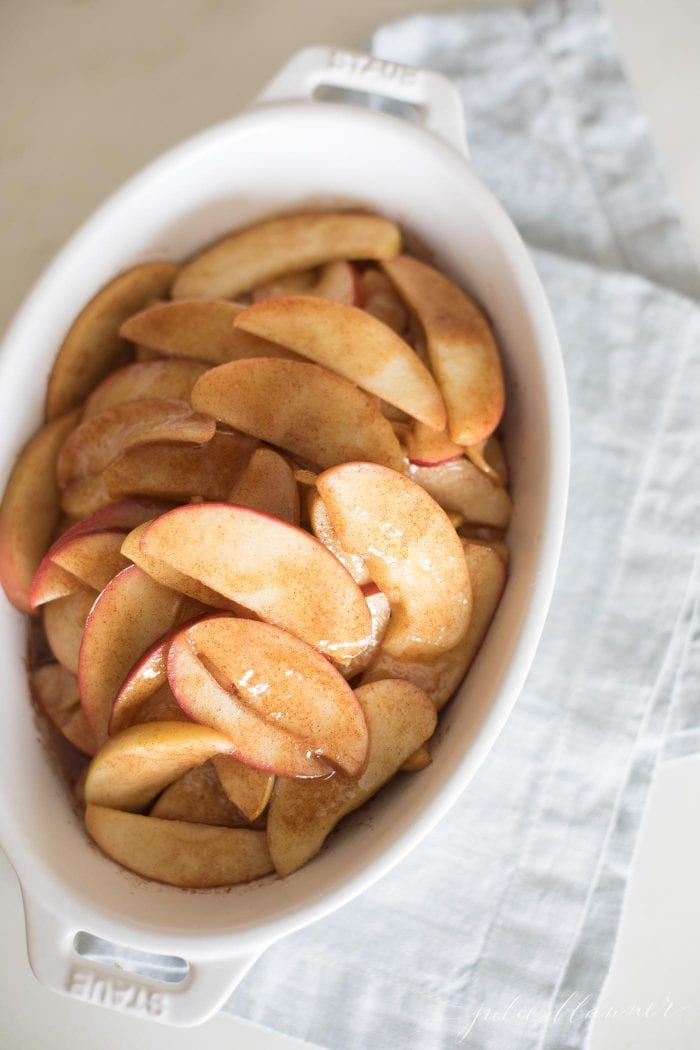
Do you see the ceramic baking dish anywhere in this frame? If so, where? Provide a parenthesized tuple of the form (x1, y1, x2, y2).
(0, 47, 569, 1026)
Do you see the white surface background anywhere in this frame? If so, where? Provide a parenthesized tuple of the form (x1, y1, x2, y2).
(1, 2, 699, 1047)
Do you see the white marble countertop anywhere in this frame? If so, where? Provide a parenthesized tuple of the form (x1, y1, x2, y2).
(1, 2, 698, 1047)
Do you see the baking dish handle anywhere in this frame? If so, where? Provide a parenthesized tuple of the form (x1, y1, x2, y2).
(256, 45, 469, 158)
(21, 891, 264, 1027)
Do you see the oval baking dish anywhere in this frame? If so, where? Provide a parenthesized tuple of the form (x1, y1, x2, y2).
(0, 47, 568, 1026)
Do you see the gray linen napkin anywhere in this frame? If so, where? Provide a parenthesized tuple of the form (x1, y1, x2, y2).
(226, 2, 700, 1047)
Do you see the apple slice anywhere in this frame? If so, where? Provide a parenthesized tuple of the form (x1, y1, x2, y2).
(171, 616, 368, 775)
(404, 421, 465, 466)
(317, 463, 471, 660)
(267, 678, 436, 875)
(140, 503, 373, 662)
(401, 744, 432, 772)
(253, 262, 362, 306)
(405, 458, 511, 528)
(57, 399, 216, 491)
(48, 528, 129, 591)
(191, 359, 404, 472)
(84, 720, 239, 811)
(121, 522, 240, 610)
(252, 269, 317, 301)
(340, 586, 391, 679)
(29, 663, 96, 755)
(105, 430, 258, 504)
(0, 408, 80, 612)
(85, 804, 273, 887)
(362, 541, 506, 709)
(307, 490, 370, 586)
(83, 360, 208, 418)
(48, 498, 172, 548)
(382, 255, 505, 445)
(234, 297, 445, 430)
(465, 433, 509, 487)
(119, 299, 294, 366)
(78, 564, 190, 745)
(28, 560, 84, 609)
(172, 211, 400, 300)
(211, 755, 274, 822)
(150, 761, 254, 827)
(362, 268, 407, 333)
(167, 633, 331, 778)
(228, 447, 300, 525)
(111, 681, 187, 733)
(109, 615, 211, 734)
(46, 261, 178, 419)
(43, 588, 97, 673)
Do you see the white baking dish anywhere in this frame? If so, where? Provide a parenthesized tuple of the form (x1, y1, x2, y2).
(0, 47, 568, 1026)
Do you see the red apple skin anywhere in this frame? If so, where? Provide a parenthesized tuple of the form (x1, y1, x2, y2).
(0, 409, 81, 612)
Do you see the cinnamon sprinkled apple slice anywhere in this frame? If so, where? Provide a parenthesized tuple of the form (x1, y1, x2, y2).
(382, 255, 505, 446)
(191, 358, 404, 472)
(46, 261, 178, 419)
(139, 503, 373, 663)
(317, 463, 471, 660)
(234, 296, 445, 429)
(172, 211, 400, 300)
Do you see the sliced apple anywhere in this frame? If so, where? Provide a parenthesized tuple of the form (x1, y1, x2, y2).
(267, 678, 436, 875)
(28, 560, 84, 609)
(465, 433, 509, 487)
(150, 761, 253, 826)
(406, 458, 511, 528)
(105, 430, 258, 504)
(43, 588, 97, 673)
(121, 521, 239, 610)
(40, 529, 129, 597)
(46, 261, 178, 419)
(171, 616, 368, 775)
(109, 615, 211, 735)
(307, 490, 370, 586)
(211, 755, 274, 822)
(29, 663, 96, 755)
(167, 633, 332, 778)
(252, 261, 362, 306)
(0, 409, 80, 612)
(401, 744, 432, 772)
(84, 720, 238, 811)
(85, 804, 273, 887)
(140, 503, 372, 663)
(340, 586, 391, 679)
(382, 255, 505, 445)
(404, 421, 465, 466)
(362, 541, 506, 709)
(234, 297, 445, 430)
(252, 269, 317, 301)
(119, 299, 294, 366)
(362, 268, 407, 333)
(49, 498, 172, 548)
(111, 681, 187, 733)
(191, 358, 403, 472)
(83, 360, 209, 418)
(317, 463, 471, 660)
(57, 399, 216, 491)
(78, 564, 189, 745)
(228, 447, 299, 525)
(172, 212, 400, 300)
